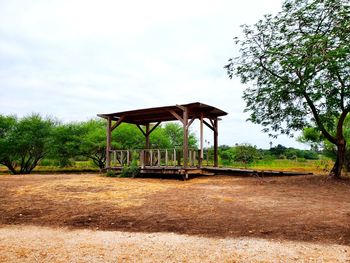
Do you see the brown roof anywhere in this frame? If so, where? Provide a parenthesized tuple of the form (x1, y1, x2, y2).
(97, 102, 227, 125)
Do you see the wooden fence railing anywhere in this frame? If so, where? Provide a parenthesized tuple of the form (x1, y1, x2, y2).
(109, 148, 213, 168)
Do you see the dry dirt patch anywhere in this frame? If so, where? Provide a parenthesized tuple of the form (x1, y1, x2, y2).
(0, 225, 349, 263)
(0, 173, 349, 245)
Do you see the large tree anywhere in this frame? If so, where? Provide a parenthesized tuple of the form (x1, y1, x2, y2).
(0, 114, 53, 174)
(225, 0, 350, 178)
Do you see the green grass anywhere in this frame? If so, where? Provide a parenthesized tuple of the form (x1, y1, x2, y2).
(0, 158, 334, 175)
(0, 162, 100, 175)
(221, 158, 333, 174)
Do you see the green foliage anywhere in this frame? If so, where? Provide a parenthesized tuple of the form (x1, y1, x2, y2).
(120, 152, 140, 178)
(269, 144, 319, 160)
(163, 122, 197, 148)
(226, 0, 350, 177)
(48, 123, 84, 167)
(233, 144, 261, 166)
(79, 119, 108, 170)
(0, 114, 197, 174)
(105, 170, 118, 177)
(220, 147, 236, 165)
(0, 114, 54, 174)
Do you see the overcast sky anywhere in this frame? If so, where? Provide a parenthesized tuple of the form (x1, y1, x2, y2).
(0, 0, 308, 149)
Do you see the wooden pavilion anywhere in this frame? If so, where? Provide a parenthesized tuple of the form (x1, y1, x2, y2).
(98, 102, 227, 177)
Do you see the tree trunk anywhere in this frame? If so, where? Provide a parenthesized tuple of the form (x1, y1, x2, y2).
(329, 141, 346, 179)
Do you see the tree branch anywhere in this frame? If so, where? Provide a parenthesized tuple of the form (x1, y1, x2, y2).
(303, 92, 337, 144)
(259, 57, 292, 84)
(335, 70, 346, 111)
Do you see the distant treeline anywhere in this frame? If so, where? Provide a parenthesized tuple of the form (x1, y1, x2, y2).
(0, 113, 196, 174)
(218, 143, 319, 166)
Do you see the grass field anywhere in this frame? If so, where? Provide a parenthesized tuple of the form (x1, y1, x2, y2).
(0, 158, 335, 175)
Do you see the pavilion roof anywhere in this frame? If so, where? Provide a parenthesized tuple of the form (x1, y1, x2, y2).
(97, 102, 227, 125)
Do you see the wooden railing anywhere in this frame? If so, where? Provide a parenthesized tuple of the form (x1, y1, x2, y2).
(109, 148, 209, 168)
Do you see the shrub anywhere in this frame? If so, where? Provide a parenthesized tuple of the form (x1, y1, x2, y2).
(105, 170, 118, 177)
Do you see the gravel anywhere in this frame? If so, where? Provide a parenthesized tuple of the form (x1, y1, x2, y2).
(0, 225, 349, 262)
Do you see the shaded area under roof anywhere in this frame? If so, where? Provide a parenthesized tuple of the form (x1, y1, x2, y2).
(97, 102, 228, 125)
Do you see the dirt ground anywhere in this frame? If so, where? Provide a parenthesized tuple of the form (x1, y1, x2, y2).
(0, 173, 349, 261)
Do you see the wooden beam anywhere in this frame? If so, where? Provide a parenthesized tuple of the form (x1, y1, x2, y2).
(208, 117, 218, 133)
(148, 122, 161, 135)
(203, 120, 214, 131)
(186, 115, 196, 129)
(145, 124, 150, 149)
(168, 110, 184, 124)
(106, 117, 112, 169)
(136, 124, 146, 136)
(199, 113, 204, 166)
(183, 107, 189, 168)
(213, 118, 218, 167)
(176, 104, 186, 111)
(111, 116, 125, 131)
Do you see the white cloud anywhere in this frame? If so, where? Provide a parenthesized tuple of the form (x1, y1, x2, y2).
(0, 0, 307, 149)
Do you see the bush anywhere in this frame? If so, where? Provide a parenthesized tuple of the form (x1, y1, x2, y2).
(105, 170, 118, 177)
(220, 148, 235, 165)
(120, 165, 140, 178)
(119, 152, 140, 178)
(233, 143, 261, 166)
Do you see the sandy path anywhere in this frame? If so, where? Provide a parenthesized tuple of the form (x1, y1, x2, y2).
(0, 225, 349, 262)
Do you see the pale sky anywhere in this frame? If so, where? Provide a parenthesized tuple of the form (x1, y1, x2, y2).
(0, 0, 308, 149)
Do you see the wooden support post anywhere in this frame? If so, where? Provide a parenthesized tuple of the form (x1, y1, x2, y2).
(173, 149, 176, 167)
(127, 150, 130, 165)
(150, 150, 153, 166)
(165, 149, 168, 166)
(183, 107, 189, 168)
(145, 123, 150, 149)
(106, 117, 112, 169)
(213, 117, 218, 167)
(157, 149, 160, 167)
(199, 113, 204, 167)
(140, 150, 145, 168)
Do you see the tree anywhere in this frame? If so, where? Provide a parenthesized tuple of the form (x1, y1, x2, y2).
(233, 143, 261, 167)
(163, 122, 197, 148)
(48, 123, 84, 167)
(0, 114, 53, 174)
(225, 0, 350, 178)
(79, 119, 109, 170)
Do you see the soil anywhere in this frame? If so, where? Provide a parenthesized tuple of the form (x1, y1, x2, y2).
(0, 173, 349, 261)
